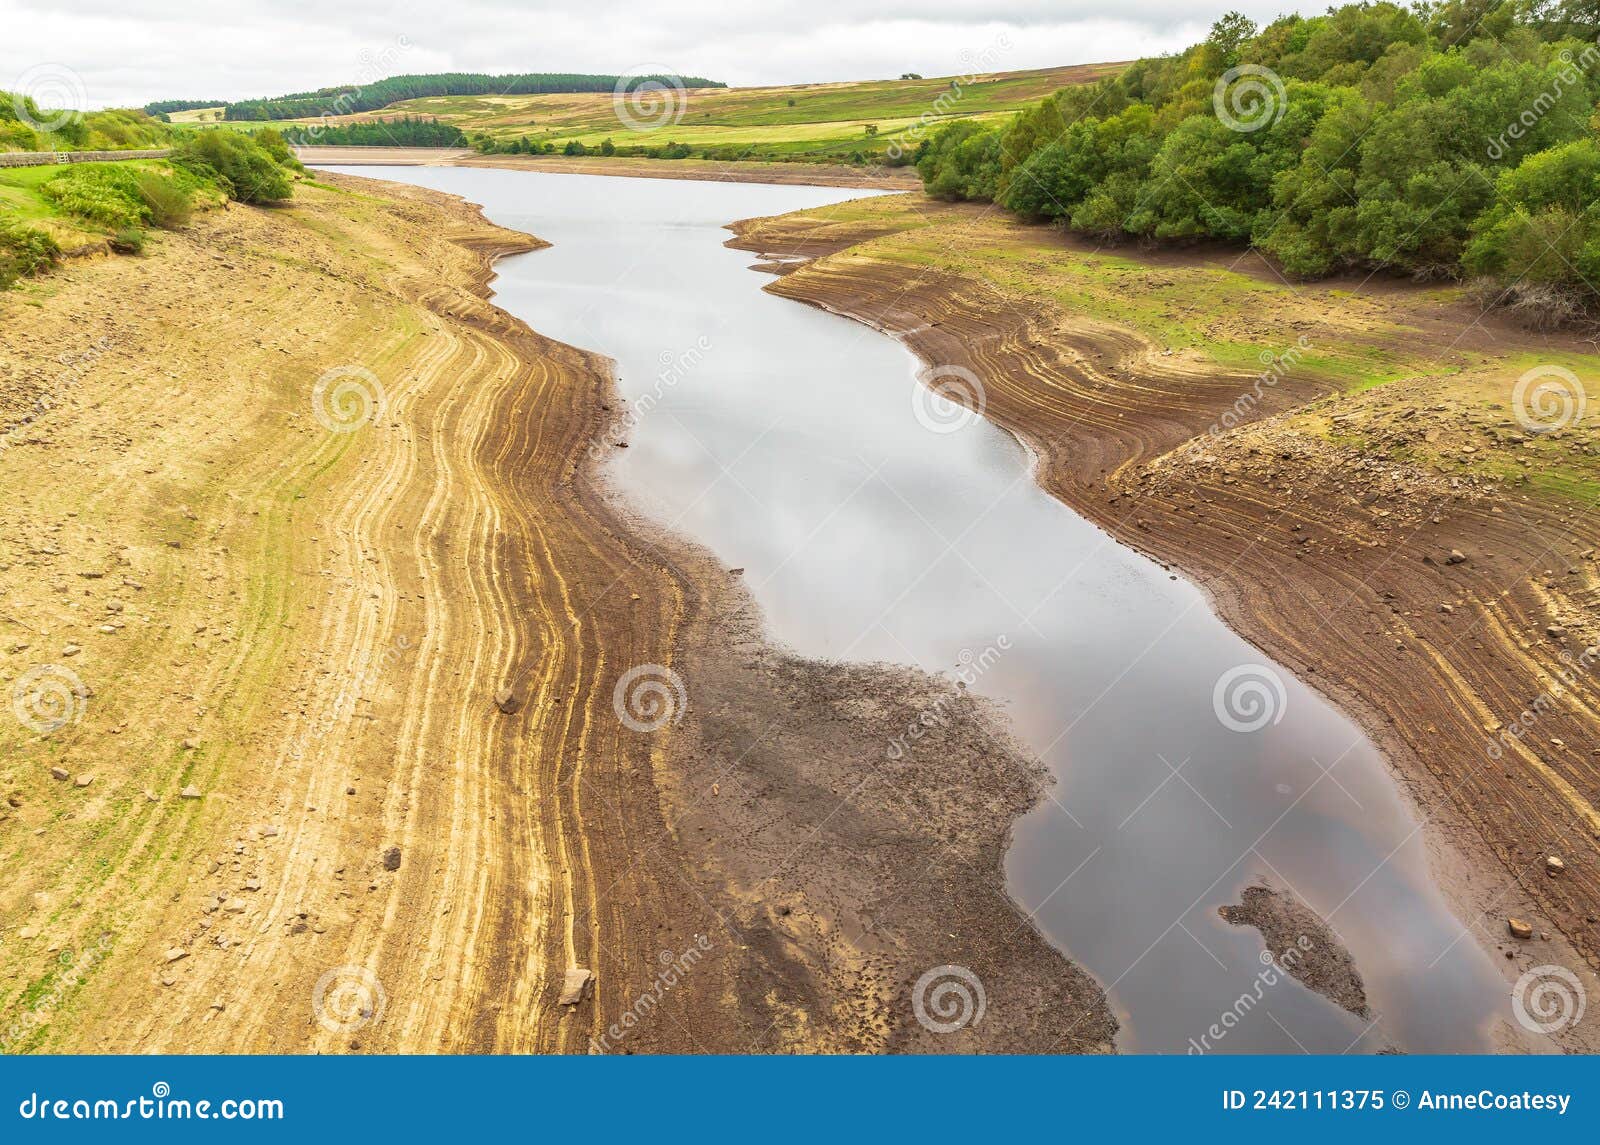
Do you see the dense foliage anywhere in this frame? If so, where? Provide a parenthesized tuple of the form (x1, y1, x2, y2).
(0, 217, 60, 288)
(0, 94, 174, 152)
(916, 0, 1600, 309)
(152, 73, 724, 122)
(171, 129, 300, 204)
(280, 116, 468, 147)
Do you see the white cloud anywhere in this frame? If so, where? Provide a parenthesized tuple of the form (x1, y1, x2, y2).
(0, 0, 1326, 109)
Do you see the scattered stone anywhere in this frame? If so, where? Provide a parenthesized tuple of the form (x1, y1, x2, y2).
(494, 687, 521, 715)
(1508, 917, 1534, 940)
(164, 947, 188, 963)
(73, 775, 93, 788)
(1547, 625, 1567, 640)
(49, 766, 69, 781)
(382, 846, 401, 872)
(729, 567, 745, 576)
(61, 644, 81, 657)
(1445, 549, 1467, 565)
(558, 967, 593, 1005)
(223, 898, 246, 913)
(6, 793, 21, 808)
(180, 785, 203, 799)
(260, 824, 279, 838)
(1546, 855, 1566, 875)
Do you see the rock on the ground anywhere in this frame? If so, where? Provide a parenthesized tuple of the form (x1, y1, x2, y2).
(558, 967, 593, 1005)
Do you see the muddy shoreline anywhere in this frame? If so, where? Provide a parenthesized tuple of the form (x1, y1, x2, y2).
(726, 204, 1600, 1053)
(390, 178, 1119, 1051)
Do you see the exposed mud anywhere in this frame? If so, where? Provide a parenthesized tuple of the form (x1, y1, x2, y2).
(0, 172, 1109, 1053)
(1220, 884, 1369, 1019)
(729, 197, 1600, 1052)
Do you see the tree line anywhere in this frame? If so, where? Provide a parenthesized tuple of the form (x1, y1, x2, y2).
(280, 116, 469, 147)
(147, 73, 725, 122)
(915, 0, 1600, 316)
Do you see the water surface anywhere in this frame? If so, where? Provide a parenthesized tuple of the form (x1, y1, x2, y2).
(325, 166, 1528, 1053)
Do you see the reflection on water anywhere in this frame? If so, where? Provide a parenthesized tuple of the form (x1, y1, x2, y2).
(327, 166, 1528, 1053)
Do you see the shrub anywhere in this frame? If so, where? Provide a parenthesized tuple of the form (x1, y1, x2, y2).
(109, 227, 145, 254)
(0, 220, 60, 288)
(41, 165, 150, 229)
(133, 167, 195, 228)
(173, 130, 294, 204)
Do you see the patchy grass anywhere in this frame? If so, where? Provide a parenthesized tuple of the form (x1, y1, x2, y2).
(282, 62, 1123, 163)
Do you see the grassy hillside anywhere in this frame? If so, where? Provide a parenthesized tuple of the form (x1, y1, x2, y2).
(294, 63, 1124, 164)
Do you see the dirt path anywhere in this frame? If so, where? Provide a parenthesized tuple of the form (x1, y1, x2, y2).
(1, 174, 1111, 1053)
(731, 198, 1600, 1050)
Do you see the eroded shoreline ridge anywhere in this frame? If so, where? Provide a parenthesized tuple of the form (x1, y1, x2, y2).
(729, 195, 1600, 1051)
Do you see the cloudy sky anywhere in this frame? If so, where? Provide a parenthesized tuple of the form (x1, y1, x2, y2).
(3, 0, 1327, 109)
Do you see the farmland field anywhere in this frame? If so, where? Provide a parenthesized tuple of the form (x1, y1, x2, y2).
(287, 63, 1123, 160)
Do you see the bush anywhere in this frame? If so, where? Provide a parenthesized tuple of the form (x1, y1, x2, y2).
(173, 130, 294, 204)
(41, 165, 150, 229)
(109, 226, 145, 254)
(133, 167, 195, 228)
(0, 220, 60, 288)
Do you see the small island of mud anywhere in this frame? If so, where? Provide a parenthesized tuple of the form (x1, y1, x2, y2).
(1219, 884, 1371, 1020)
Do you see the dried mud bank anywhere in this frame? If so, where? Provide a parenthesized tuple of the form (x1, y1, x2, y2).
(730, 200, 1600, 1052)
(455, 153, 920, 190)
(1219, 884, 1369, 1020)
(0, 174, 1110, 1052)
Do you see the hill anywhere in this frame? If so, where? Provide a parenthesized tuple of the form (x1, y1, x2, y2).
(286, 62, 1123, 165)
(146, 72, 725, 122)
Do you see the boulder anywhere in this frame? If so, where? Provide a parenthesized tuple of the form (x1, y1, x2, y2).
(1508, 917, 1534, 940)
(558, 967, 593, 1006)
(494, 687, 521, 715)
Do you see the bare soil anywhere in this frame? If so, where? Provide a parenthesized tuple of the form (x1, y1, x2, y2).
(730, 197, 1600, 1053)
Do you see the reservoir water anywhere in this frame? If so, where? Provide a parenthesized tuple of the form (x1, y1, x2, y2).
(324, 166, 1532, 1053)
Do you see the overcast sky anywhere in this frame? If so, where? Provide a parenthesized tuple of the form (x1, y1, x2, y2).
(3, 1, 1328, 109)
